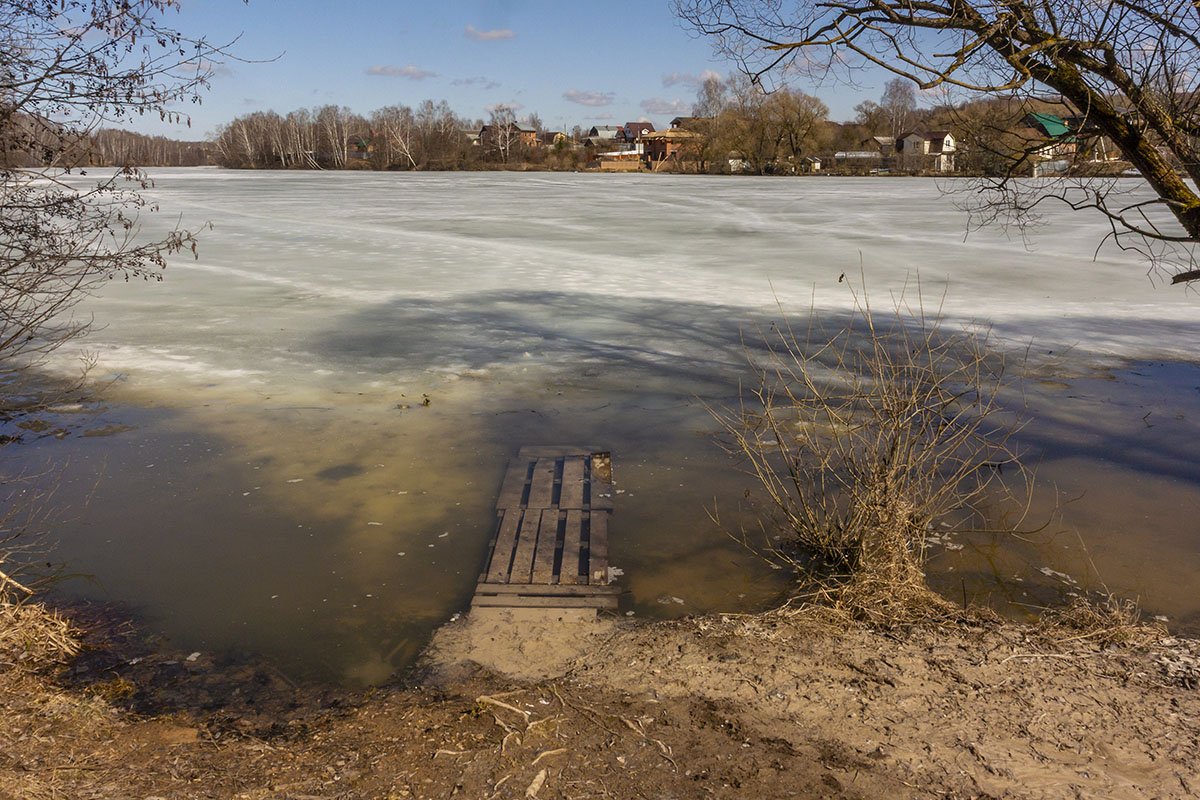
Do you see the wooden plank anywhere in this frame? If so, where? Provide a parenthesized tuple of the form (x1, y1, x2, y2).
(495, 461, 531, 510)
(587, 512, 610, 585)
(531, 510, 561, 584)
(471, 594, 618, 610)
(590, 452, 612, 484)
(473, 582, 620, 596)
(517, 445, 604, 459)
(485, 510, 523, 584)
(589, 454, 614, 511)
(559, 457, 585, 509)
(526, 458, 558, 509)
(559, 509, 584, 585)
(508, 509, 543, 584)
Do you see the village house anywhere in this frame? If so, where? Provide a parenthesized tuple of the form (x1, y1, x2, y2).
(478, 121, 540, 151)
(897, 130, 957, 172)
(583, 125, 625, 149)
(621, 121, 655, 152)
(641, 128, 702, 170)
(862, 136, 896, 168)
(1022, 112, 1121, 170)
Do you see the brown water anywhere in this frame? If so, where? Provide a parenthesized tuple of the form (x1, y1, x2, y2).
(929, 361, 1200, 630)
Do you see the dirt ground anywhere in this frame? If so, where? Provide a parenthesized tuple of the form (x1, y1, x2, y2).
(2, 603, 1198, 799)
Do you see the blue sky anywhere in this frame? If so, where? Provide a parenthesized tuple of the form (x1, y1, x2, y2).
(150, 0, 881, 139)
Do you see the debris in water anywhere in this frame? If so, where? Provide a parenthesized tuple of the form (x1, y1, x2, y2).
(186, 652, 200, 662)
(286, 478, 303, 484)
(367, 521, 383, 526)
(1038, 567, 1078, 584)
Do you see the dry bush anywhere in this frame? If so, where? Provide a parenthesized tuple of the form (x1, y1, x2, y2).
(718, 282, 1030, 624)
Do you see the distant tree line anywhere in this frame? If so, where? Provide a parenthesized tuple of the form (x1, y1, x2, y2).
(203, 81, 1144, 177)
(3, 114, 209, 168)
(211, 101, 592, 171)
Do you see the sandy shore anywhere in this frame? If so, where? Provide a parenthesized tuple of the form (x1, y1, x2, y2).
(2, 601, 1198, 799)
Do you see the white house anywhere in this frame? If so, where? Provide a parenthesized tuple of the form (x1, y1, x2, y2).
(898, 130, 957, 172)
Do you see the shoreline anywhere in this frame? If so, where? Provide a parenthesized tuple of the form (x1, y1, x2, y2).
(3, 597, 1197, 798)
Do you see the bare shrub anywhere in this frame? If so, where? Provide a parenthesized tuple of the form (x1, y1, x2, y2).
(717, 282, 1030, 624)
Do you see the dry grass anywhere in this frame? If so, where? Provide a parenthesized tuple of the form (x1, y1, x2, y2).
(718, 280, 1031, 624)
(0, 594, 80, 672)
(1038, 594, 1166, 649)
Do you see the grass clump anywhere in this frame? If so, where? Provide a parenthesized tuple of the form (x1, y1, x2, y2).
(1038, 594, 1166, 649)
(1, 559, 79, 673)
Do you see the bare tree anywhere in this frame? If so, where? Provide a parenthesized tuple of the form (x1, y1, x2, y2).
(714, 76, 829, 173)
(484, 104, 520, 163)
(881, 78, 917, 140)
(853, 100, 887, 135)
(674, 0, 1200, 283)
(372, 104, 419, 169)
(692, 73, 730, 118)
(2, 1, 241, 383)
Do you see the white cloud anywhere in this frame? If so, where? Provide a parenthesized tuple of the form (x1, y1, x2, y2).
(640, 97, 690, 116)
(465, 25, 515, 41)
(366, 64, 437, 80)
(661, 69, 721, 89)
(453, 76, 501, 90)
(563, 89, 615, 107)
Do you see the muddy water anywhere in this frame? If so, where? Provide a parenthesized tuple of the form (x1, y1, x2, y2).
(930, 361, 1200, 630)
(7, 170, 1200, 684)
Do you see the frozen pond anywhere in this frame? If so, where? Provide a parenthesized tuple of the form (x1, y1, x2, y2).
(10, 170, 1200, 684)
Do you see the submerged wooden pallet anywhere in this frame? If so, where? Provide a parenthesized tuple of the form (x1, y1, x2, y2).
(474, 446, 619, 611)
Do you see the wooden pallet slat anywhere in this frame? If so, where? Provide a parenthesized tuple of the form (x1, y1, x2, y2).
(496, 461, 532, 510)
(587, 511, 609, 586)
(474, 582, 621, 596)
(526, 457, 558, 509)
(589, 453, 614, 511)
(530, 510, 561, 584)
(559, 457, 585, 509)
(508, 509, 543, 584)
(471, 594, 619, 610)
(485, 509, 523, 584)
(560, 509, 584, 585)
